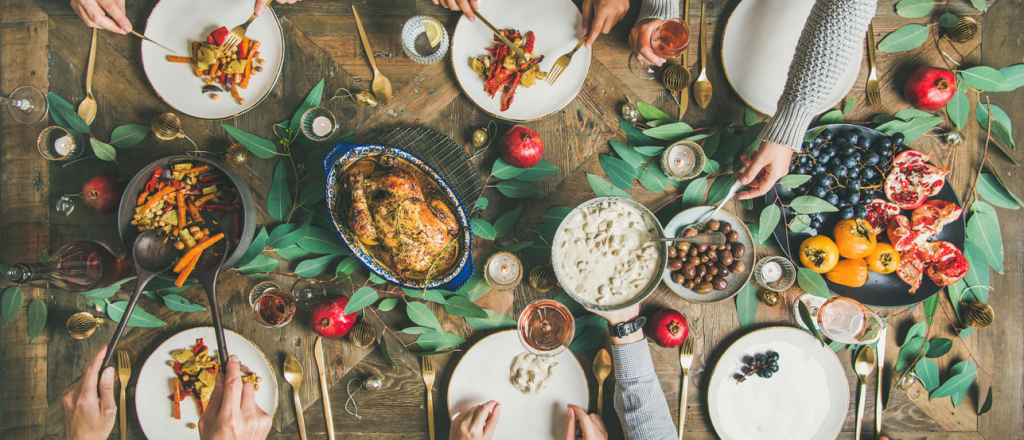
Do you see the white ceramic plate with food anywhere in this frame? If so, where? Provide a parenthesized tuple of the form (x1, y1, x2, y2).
(708, 326, 849, 440)
(721, 0, 862, 115)
(141, 0, 285, 119)
(448, 330, 589, 440)
(135, 327, 278, 438)
(662, 206, 755, 304)
(450, 0, 591, 121)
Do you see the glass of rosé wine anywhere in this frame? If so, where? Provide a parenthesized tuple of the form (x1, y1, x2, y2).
(630, 18, 690, 80)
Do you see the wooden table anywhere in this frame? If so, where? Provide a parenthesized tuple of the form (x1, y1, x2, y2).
(1, 0, 1021, 439)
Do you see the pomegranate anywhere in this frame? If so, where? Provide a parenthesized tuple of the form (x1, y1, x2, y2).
(309, 295, 357, 339)
(904, 66, 956, 111)
(499, 125, 544, 168)
(887, 215, 920, 253)
(910, 200, 962, 239)
(864, 199, 902, 236)
(922, 241, 968, 286)
(884, 150, 949, 210)
(82, 172, 126, 215)
(896, 250, 927, 293)
(649, 308, 688, 348)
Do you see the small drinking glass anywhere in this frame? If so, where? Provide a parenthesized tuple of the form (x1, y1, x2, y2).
(754, 256, 797, 291)
(517, 299, 575, 357)
(252, 287, 297, 328)
(815, 297, 883, 345)
(629, 18, 690, 80)
(2, 85, 48, 125)
(402, 15, 449, 64)
(292, 279, 327, 311)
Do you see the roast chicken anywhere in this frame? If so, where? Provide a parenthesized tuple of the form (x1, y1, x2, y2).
(345, 156, 460, 277)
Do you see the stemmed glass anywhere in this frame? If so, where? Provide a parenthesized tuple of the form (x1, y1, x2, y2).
(1, 85, 48, 125)
(815, 297, 884, 345)
(629, 18, 690, 80)
(517, 299, 575, 357)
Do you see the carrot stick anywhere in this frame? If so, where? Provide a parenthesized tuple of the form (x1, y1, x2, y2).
(173, 250, 199, 274)
(174, 252, 199, 287)
(180, 164, 211, 174)
(239, 37, 250, 58)
(173, 233, 225, 273)
(172, 378, 181, 419)
(208, 59, 220, 78)
(137, 191, 149, 206)
(240, 60, 252, 89)
(176, 192, 187, 231)
(142, 186, 176, 214)
(246, 41, 261, 60)
(193, 192, 219, 207)
(191, 42, 202, 77)
(230, 83, 240, 99)
(188, 201, 203, 223)
(166, 55, 192, 63)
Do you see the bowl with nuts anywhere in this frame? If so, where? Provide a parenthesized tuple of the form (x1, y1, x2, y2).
(662, 206, 756, 303)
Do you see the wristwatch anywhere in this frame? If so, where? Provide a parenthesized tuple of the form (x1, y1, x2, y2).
(610, 316, 646, 339)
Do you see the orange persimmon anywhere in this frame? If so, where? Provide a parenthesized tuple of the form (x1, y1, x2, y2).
(825, 258, 869, 287)
(833, 218, 877, 259)
(799, 235, 840, 273)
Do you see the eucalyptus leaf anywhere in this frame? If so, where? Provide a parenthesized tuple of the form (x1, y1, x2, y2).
(491, 157, 525, 179)
(586, 173, 632, 199)
(735, 283, 758, 329)
(895, 0, 935, 17)
(637, 102, 671, 121)
(106, 301, 166, 327)
(903, 321, 928, 346)
(453, 274, 491, 302)
(982, 169, 1024, 207)
(706, 175, 738, 205)
(90, 138, 117, 161)
(554, 292, 588, 317)
(515, 160, 560, 181)
(221, 125, 278, 159)
(746, 223, 770, 247)
(959, 327, 974, 339)
(162, 294, 206, 312)
(237, 254, 279, 274)
(877, 24, 930, 53)
(345, 286, 379, 314)
(275, 245, 310, 260)
(679, 176, 708, 207)
(541, 206, 573, 226)
(640, 165, 673, 192)
(894, 337, 927, 372)
(493, 207, 522, 238)
(502, 240, 535, 253)
(843, 97, 855, 115)
(925, 338, 953, 358)
(797, 268, 830, 298)
(634, 146, 664, 157)
(415, 331, 466, 351)
(798, 299, 825, 347)
(778, 174, 812, 188)
(939, 12, 959, 27)
(401, 326, 434, 335)
(975, 102, 1015, 148)
(959, 66, 1009, 92)
(643, 122, 693, 141)
(465, 308, 516, 330)
(380, 333, 400, 370)
(930, 371, 977, 400)
(609, 140, 646, 172)
(109, 124, 150, 148)
(744, 106, 759, 126)
(620, 119, 653, 145)
(789, 214, 811, 233)
(80, 277, 136, 300)
(402, 288, 448, 304)
(46, 93, 91, 134)
(804, 126, 827, 142)
(443, 295, 488, 319)
(235, 227, 268, 268)
(998, 64, 1024, 91)
(702, 131, 722, 156)
(924, 295, 938, 326)
(758, 205, 781, 245)
(474, 197, 489, 211)
(298, 177, 327, 207)
(900, 116, 944, 143)
(946, 89, 969, 131)
(336, 255, 360, 277)
(979, 386, 993, 415)
(295, 254, 337, 277)
(976, 173, 1020, 209)
(406, 301, 443, 331)
(470, 219, 496, 240)
(967, 201, 1004, 273)
(789, 195, 839, 214)
(600, 155, 637, 189)
(290, 78, 325, 131)
(268, 222, 300, 248)
(298, 226, 351, 255)
(569, 324, 608, 354)
(495, 180, 543, 198)
(703, 158, 720, 174)
(915, 358, 940, 392)
(377, 297, 398, 311)
(27, 299, 46, 342)
(268, 161, 292, 222)
(817, 109, 844, 125)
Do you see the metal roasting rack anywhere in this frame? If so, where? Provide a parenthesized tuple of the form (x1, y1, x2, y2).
(370, 127, 484, 213)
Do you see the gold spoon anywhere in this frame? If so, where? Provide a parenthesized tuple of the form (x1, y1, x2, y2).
(692, 2, 712, 109)
(78, 28, 98, 125)
(593, 348, 612, 416)
(352, 5, 392, 106)
(854, 345, 877, 440)
(283, 355, 308, 440)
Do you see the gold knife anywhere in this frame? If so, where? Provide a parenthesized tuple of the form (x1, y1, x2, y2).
(129, 31, 175, 53)
(472, 11, 528, 60)
(314, 337, 335, 440)
(678, 0, 691, 119)
(875, 325, 886, 440)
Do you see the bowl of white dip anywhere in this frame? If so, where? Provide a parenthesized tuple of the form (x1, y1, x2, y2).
(551, 197, 667, 311)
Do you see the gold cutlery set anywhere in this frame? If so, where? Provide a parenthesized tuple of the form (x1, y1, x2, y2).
(284, 337, 337, 440)
(665, 0, 712, 116)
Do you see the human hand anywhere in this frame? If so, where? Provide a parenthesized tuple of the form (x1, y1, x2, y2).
(449, 400, 501, 440)
(563, 404, 608, 440)
(628, 19, 667, 66)
(198, 355, 272, 440)
(71, 0, 132, 34)
(583, 304, 643, 344)
(433, 0, 478, 21)
(255, 0, 299, 17)
(736, 142, 795, 200)
(62, 344, 117, 440)
(581, 0, 629, 48)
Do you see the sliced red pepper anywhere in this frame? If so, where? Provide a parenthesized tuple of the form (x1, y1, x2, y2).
(145, 168, 163, 193)
(485, 68, 515, 95)
(518, 55, 544, 72)
(209, 26, 229, 46)
(207, 35, 215, 44)
(523, 31, 535, 54)
(500, 71, 523, 112)
(171, 180, 181, 189)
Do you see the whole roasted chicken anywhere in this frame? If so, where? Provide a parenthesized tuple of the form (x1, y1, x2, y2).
(345, 156, 460, 277)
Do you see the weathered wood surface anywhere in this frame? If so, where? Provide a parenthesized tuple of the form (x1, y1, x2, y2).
(1, 0, 1021, 439)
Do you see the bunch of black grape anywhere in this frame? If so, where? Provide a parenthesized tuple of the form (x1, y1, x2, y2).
(734, 351, 780, 383)
(787, 128, 909, 224)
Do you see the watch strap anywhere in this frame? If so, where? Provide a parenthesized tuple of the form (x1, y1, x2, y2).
(612, 316, 646, 338)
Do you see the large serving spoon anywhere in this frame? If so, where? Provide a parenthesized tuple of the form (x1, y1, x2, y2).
(352, 5, 392, 105)
(78, 28, 99, 125)
(284, 354, 308, 440)
(689, 180, 745, 231)
(626, 228, 727, 247)
(692, 2, 712, 109)
(593, 348, 612, 416)
(188, 222, 231, 364)
(99, 229, 178, 372)
(854, 345, 877, 440)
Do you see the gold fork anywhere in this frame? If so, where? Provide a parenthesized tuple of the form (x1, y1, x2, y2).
(421, 356, 436, 440)
(219, 13, 258, 53)
(545, 37, 586, 85)
(117, 350, 131, 440)
(865, 23, 882, 110)
(678, 338, 694, 439)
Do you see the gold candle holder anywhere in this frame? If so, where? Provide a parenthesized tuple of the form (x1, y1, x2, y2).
(37, 126, 85, 161)
(300, 107, 337, 142)
(660, 140, 706, 181)
(484, 252, 522, 291)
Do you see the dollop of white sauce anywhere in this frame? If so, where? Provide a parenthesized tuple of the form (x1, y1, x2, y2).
(510, 352, 558, 395)
(556, 201, 660, 306)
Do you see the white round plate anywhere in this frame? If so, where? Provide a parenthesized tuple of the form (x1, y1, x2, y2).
(662, 206, 755, 304)
(708, 327, 849, 440)
(141, 0, 285, 119)
(721, 0, 862, 115)
(447, 330, 589, 440)
(450, 0, 591, 121)
(135, 327, 278, 438)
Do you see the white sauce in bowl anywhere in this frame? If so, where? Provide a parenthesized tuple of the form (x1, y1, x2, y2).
(555, 201, 660, 306)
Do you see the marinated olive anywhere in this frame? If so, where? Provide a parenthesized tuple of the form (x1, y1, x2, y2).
(672, 272, 687, 284)
(707, 250, 718, 260)
(667, 259, 683, 271)
(730, 261, 746, 274)
(689, 247, 699, 257)
(716, 262, 731, 274)
(720, 222, 732, 234)
(697, 245, 708, 253)
(719, 244, 730, 251)
(704, 273, 715, 282)
(684, 280, 696, 289)
(700, 255, 710, 264)
(695, 264, 707, 279)
(720, 251, 734, 266)
(688, 256, 701, 267)
(682, 227, 698, 238)
(668, 246, 678, 259)
(695, 281, 713, 295)
(712, 276, 729, 290)
(727, 230, 740, 243)
(708, 266, 719, 276)
(682, 263, 696, 279)
(707, 220, 721, 231)
(731, 243, 746, 259)
(676, 242, 691, 255)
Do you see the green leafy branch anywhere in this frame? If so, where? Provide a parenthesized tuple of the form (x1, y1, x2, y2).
(45, 93, 152, 165)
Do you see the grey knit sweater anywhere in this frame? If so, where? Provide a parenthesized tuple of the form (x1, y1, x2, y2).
(612, 340, 677, 440)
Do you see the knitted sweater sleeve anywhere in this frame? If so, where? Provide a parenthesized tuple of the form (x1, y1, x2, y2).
(638, 0, 679, 22)
(612, 340, 677, 440)
(758, 0, 878, 151)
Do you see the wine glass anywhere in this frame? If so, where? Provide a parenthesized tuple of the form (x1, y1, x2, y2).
(291, 279, 327, 311)
(1, 85, 48, 125)
(517, 299, 575, 357)
(815, 297, 883, 345)
(629, 18, 690, 80)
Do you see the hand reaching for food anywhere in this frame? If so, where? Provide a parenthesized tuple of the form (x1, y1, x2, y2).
(254, 0, 300, 17)
(198, 355, 272, 440)
(564, 404, 609, 440)
(450, 400, 501, 440)
(62, 345, 117, 440)
(432, 0, 479, 21)
(628, 19, 667, 66)
(581, 0, 630, 48)
(736, 142, 795, 200)
(71, 0, 132, 34)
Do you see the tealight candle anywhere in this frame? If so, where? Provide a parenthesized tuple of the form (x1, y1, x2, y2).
(484, 252, 522, 291)
(54, 136, 73, 157)
(666, 144, 696, 176)
(761, 261, 782, 284)
(660, 141, 705, 181)
(312, 116, 333, 137)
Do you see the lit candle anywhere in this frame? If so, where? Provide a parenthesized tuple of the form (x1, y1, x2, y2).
(761, 261, 782, 284)
(667, 144, 695, 176)
(311, 116, 333, 137)
(54, 135, 73, 156)
(485, 252, 522, 290)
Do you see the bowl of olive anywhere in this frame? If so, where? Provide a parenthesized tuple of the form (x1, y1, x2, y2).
(661, 206, 756, 303)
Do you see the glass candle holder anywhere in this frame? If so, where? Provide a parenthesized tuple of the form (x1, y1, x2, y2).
(402, 15, 449, 65)
(754, 256, 796, 291)
(660, 140, 705, 181)
(300, 106, 337, 141)
(484, 252, 522, 291)
(252, 287, 297, 328)
(37, 126, 85, 161)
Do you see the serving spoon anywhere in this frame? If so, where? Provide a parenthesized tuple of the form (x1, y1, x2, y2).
(854, 345, 877, 440)
(352, 5, 392, 105)
(284, 354, 308, 440)
(77, 28, 98, 125)
(626, 228, 727, 247)
(188, 221, 231, 364)
(593, 348, 612, 417)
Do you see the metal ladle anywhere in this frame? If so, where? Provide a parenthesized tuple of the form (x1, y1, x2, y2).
(625, 228, 727, 247)
(188, 221, 231, 365)
(100, 229, 178, 371)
